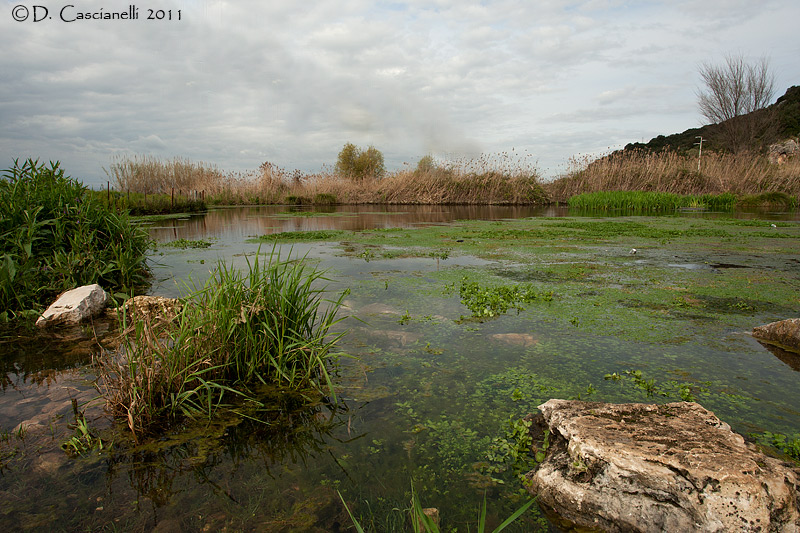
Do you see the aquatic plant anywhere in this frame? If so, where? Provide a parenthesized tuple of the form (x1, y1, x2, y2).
(457, 278, 553, 319)
(338, 487, 537, 533)
(160, 238, 214, 249)
(0, 159, 150, 320)
(94, 247, 347, 438)
(566, 190, 737, 212)
(752, 431, 800, 462)
(61, 399, 106, 456)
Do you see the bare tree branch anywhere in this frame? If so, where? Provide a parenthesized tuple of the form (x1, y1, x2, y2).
(696, 54, 776, 152)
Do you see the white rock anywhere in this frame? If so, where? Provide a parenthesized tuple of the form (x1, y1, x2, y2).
(36, 284, 108, 328)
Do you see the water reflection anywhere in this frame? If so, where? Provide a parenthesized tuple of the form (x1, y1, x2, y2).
(145, 204, 566, 242)
(144, 204, 800, 244)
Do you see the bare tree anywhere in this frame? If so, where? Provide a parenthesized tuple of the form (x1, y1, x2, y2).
(697, 54, 776, 152)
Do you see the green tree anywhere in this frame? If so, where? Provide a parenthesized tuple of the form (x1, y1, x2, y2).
(335, 143, 385, 180)
(416, 154, 436, 173)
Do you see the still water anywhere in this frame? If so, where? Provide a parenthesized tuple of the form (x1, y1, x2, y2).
(1, 204, 798, 531)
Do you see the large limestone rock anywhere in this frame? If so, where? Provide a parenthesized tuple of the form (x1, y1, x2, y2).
(36, 284, 108, 328)
(526, 399, 800, 532)
(753, 318, 800, 353)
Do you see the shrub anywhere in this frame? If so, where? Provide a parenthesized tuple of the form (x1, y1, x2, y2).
(0, 159, 150, 320)
(335, 143, 386, 181)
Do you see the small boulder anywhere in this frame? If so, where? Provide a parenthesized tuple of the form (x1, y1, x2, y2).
(753, 318, 800, 353)
(36, 284, 108, 328)
(526, 399, 800, 532)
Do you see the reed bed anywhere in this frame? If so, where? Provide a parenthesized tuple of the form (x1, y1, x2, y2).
(94, 248, 346, 438)
(104, 154, 548, 206)
(547, 149, 800, 203)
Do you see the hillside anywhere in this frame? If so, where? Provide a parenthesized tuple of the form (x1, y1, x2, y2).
(623, 85, 800, 154)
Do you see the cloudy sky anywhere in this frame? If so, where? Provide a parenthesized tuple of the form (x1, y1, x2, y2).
(2, 0, 798, 188)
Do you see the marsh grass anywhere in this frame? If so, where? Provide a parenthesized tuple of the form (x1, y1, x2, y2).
(567, 191, 738, 212)
(94, 247, 347, 439)
(0, 159, 150, 320)
(548, 149, 800, 202)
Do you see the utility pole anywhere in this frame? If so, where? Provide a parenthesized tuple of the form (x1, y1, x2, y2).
(694, 136, 704, 172)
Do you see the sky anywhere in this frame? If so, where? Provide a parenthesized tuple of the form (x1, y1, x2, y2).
(2, 0, 798, 188)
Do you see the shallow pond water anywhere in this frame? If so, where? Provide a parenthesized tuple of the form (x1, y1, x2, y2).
(2, 204, 799, 531)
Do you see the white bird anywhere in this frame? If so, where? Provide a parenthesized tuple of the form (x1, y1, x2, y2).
(629, 248, 637, 255)
(771, 224, 777, 228)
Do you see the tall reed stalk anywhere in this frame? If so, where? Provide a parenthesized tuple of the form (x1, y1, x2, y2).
(547, 149, 800, 202)
(95, 247, 347, 439)
(103, 154, 548, 206)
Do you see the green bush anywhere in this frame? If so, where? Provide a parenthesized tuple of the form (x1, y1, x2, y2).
(0, 159, 151, 320)
(335, 142, 386, 181)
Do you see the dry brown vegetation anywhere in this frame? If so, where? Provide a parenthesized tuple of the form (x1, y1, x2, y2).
(105, 153, 547, 205)
(546, 149, 800, 203)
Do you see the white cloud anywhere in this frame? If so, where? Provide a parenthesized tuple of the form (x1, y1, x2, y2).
(1, 0, 798, 185)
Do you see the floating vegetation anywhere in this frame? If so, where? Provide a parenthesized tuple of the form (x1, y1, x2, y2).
(751, 431, 800, 462)
(454, 277, 553, 318)
(161, 238, 214, 249)
(256, 230, 347, 241)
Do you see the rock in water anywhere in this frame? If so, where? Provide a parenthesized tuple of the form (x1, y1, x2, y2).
(36, 284, 108, 328)
(753, 318, 800, 353)
(526, 399, 800, 532)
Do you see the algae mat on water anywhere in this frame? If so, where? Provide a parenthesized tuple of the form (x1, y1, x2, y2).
(332, 216, 800, 345)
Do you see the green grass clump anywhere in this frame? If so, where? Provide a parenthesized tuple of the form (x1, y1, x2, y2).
(0, 159, 150, 321)
(94, 248, 346, 438)
(567, 191, 736, 212)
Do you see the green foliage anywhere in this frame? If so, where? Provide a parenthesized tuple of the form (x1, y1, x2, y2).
(416, 155, 437, 173)
(335, 142, 386, 181)
(94, 247, 347, 438)
(257, 230, 347, 242)
(61, 400, 106, 456)
(484, 417, 543, 486)
(313, 193, 337, 205)
(603, 370, 707, 402)
(338, 486, 536, 533)
(457, 277, 553, 318)
(752, 431, 800, 461)
(567, 191, 737, 212)
(0, 159, 150, 319)
(161, 238, 214, 249)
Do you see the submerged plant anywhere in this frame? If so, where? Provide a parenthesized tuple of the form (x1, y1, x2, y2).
(338, 486, 536, 533)
(94, 247, 347, 438)
(61, 399, 106, 456)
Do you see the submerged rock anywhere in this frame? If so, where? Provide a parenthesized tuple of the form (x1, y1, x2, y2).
(526, 399, 800, 533)
(36, 284, 108, 328)
(753, 318, 800, 353)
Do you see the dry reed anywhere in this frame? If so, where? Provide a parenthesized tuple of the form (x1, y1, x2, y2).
(103, 153, 548, 205)
(547, 149, 800, 202)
